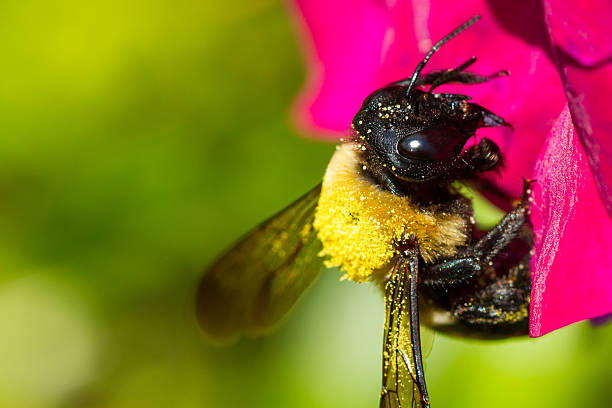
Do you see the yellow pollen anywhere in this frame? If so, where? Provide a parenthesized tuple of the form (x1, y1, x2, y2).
(313, 144, 468, 281)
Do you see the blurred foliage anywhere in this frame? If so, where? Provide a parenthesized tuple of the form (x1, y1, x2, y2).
(1, 1, 611, 407)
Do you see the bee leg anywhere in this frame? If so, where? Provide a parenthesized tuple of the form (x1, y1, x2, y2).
(422, 257, 482, 287)
(451, 260, 531, 333)
(414, 57, 477, 86)
(423, 179, 534, 289)
(460, 137, 502, 175)
(395, 69, 495, 87)
(471, 178, 533, 264)
(432, 70, 509, 87)
(427, 66, 509, 92)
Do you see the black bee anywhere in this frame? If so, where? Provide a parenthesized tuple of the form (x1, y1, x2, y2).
(196, 16, 534, 408)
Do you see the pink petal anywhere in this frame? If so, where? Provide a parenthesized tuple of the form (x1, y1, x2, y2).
(289, 0, 410, 138)
(529, 106, 612, 337)
(543, 0, 612, 66)
(290, 0, 565, 199)
(543, 0, 612, 219)
(405, 0, 566, 198)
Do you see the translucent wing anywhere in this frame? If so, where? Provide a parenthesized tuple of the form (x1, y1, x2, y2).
(196, 184, 323, 342)
(420, 325, 435, 360)
(380, 253, 430, 408)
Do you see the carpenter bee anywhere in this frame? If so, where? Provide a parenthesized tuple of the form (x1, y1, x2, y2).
(196, 15, 533, 408)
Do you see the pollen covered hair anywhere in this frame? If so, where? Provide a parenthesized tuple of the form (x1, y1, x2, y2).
(313, 143, 469, 281)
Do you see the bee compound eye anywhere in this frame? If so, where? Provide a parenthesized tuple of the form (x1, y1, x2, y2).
(397, 134, 437, 161)
(397, 128, 462, 162)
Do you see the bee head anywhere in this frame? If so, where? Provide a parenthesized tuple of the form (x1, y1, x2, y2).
(352, 85, 508, 183)
(351, 15, 510, 184)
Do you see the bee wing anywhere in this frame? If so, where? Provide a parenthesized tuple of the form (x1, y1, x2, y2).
(420, 325, 435, 360)
(380, 255, 430, 408)
(196, 184, 323, 342)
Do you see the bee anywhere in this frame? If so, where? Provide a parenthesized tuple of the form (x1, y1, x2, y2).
(196, 15, 534, 408)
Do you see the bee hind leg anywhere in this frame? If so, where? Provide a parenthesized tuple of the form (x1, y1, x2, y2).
(450, 259, 531, 334)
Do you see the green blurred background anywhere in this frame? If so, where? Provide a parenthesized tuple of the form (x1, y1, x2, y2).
(1, 1, 611, 407)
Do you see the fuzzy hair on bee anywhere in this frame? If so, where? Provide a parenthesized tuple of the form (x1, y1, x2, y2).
(313, 143, 471, 282)
(196, 15, 533, 408)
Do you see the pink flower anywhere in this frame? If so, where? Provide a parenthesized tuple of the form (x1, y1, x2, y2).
(289, 0, 612, 337)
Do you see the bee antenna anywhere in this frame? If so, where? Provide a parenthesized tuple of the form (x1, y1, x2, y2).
(405, 15, 481, 96)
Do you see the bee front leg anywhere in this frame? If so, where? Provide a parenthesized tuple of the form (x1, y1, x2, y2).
(422, 179, 533, 289)
(471, 179, 533, 263)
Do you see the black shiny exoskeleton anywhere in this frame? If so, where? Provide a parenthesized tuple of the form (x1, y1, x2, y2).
(350, 16, 533, 407)
(196, 15, 534, 408)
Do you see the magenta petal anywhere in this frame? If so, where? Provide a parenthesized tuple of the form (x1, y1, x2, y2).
(289, 0, 407, 137)
(529, 106, 612, 337)
(290, 0, 565, 199)
(543, 0, 612, 66)
(544, 0, 612, 220)
(419, 1, 566, 199)
(562, 62, 612, 220)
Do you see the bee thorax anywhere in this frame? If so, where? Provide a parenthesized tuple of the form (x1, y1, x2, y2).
(313, 144, 469, 282)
